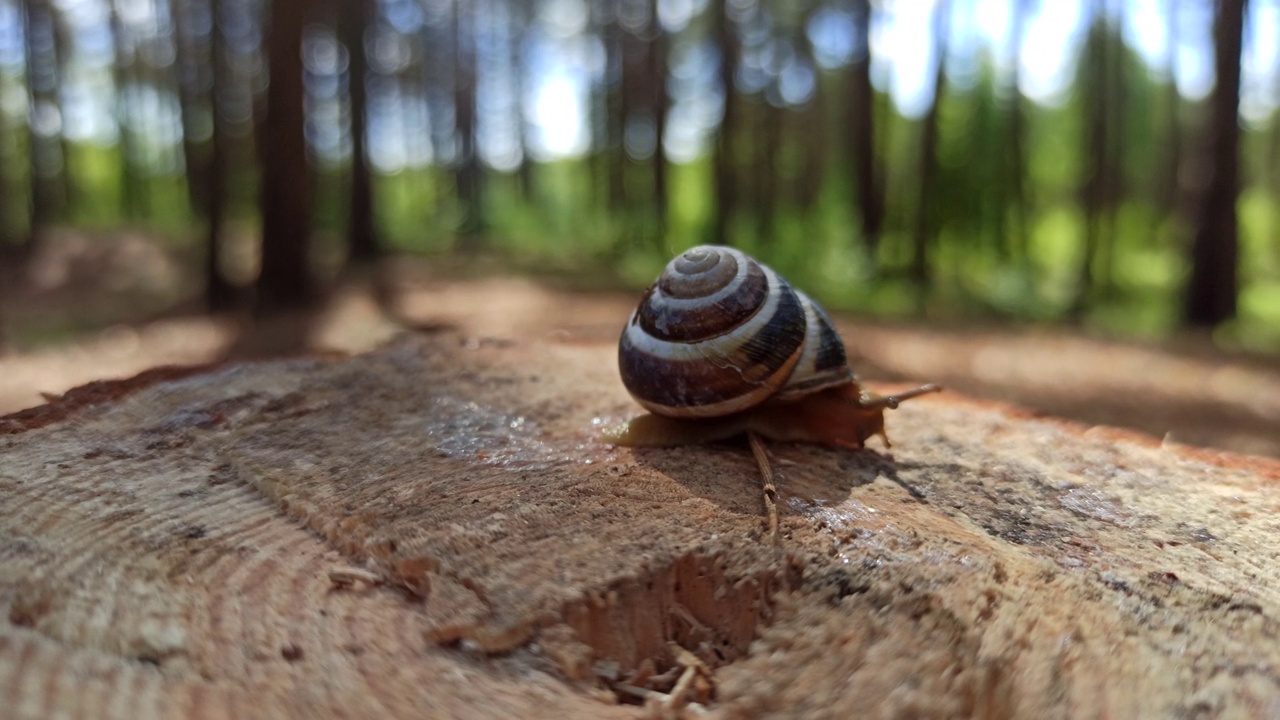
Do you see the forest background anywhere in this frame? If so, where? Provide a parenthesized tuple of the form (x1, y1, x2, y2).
(0, 0, 1275, 353)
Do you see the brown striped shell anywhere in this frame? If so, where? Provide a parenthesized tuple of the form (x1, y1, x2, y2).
(618, 245, 855, 419)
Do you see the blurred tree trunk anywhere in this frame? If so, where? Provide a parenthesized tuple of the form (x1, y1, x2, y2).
(710, 0, 738, 246)
(1098, 7, 1126, 290)
(452, 0, 484, 247)
(110, 0, 146, 220)
(849, 0, 882, 251)
(1157, 0, 1182, 218)
(911, 0, 948, 287)
(1271, 45, 1280, 251)
(342, 0, 378, 265)
(794, 94, 825, 211)
(755, 100, 783, 243)
(50, 8, 77, 213)
(414, 24, 442, 230)
(1001, 0, 1029, 263)
(605, 14, 628, 212)
(255, 0, 314, 314)
(1184, 0, 1246, 327)
(1074, 2, 1110, 316)
(586, 7, 608, 212)
(747, 100, 765, 242)
(20, 0, 65, 253)
(649, 4, 668, 233)
(0, 124, 11, 344)
(0, 72, 13, 249)
(205, 0, 234, 311)
(793, 31, 825, 212)
(170, 0, 210, 219)
(510, 0, 535, 202)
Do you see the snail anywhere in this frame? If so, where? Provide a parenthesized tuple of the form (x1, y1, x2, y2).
(602, 245, 940, 538)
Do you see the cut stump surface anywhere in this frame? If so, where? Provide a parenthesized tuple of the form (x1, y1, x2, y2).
(2, 332, 1280, 719)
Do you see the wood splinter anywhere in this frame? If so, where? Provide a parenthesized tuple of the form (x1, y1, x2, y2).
(328, 566, 382, 590)
(748, 431, 780, 544)
(611, 644, 714, 717)
(665, 644, 714, 715)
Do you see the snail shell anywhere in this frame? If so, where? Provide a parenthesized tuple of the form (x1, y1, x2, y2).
(618, 245, 854, 419)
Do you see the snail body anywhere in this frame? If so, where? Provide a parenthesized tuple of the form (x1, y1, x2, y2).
(608, 245, 938, 448)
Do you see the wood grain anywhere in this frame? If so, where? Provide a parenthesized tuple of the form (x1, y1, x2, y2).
(3, 332, 1280, 719)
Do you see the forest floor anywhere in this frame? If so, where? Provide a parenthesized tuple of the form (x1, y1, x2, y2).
(1, 228, 1278, 460)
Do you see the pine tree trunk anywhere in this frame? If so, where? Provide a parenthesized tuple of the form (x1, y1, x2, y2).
(756, 101, 783, 243)
(1184, 0, 1246, 327)
(1157, 0, 1183, 219)
(0, 69, 13, 249)
(112, 0, 146, 219)
(20, 0, 64, 253)
(1074, 2, 1109, 316)
(649, 4, 668, 233)
(511, 0, 536, 203)
(452, 0, 484, 247)
(205, 0, 234, 311)
(1003, 0, 1029, 263)
(343, 0, 378, 265)
(710, 0, 738, 245)
(850, 0, 882, 251)
(606, 16, 628, 213)
(255, 0, 314, 314)
(170, 0, 209, 219)
(911, 0, 948, 287)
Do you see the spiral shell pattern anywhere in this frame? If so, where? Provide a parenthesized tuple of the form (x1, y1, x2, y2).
(618, 245, 853, 418)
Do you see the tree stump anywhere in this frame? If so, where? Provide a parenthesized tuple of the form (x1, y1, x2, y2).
(2, 331, 1279, 718)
